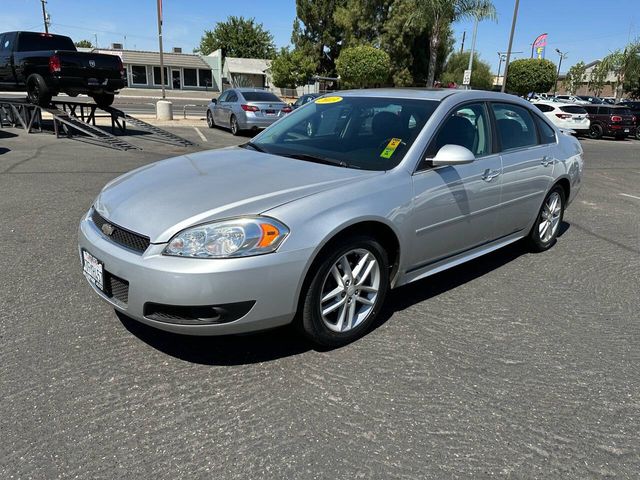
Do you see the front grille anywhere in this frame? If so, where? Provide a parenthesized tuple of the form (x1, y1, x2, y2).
(105, 272, 129, 305)
(91, 209, 150, 253)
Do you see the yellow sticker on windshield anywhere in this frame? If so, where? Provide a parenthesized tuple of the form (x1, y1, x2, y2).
(315, 96, 343, 104)
(380, 138, 402, 158)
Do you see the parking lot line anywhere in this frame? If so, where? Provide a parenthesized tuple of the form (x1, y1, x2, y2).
(193, 127, 208, 142)
(619, 193, 640, 200)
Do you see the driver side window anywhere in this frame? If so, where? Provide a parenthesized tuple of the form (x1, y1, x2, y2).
(422, 102, 491, 168)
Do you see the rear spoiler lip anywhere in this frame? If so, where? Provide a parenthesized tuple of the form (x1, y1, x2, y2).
(559, 128, 576, 136)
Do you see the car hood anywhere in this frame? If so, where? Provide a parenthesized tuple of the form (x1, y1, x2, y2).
(95, 147, 381, 243)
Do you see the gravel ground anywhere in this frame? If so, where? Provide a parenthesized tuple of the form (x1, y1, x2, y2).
(0, 125, 638, 479)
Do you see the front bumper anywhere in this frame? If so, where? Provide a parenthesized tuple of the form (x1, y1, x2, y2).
(78, 210, 312, 335)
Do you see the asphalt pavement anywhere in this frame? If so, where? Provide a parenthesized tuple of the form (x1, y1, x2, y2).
(0, 125, 638, 479)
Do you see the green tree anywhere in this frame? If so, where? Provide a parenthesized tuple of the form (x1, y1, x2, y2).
(505, 58, 557, 96)
(335, 0, 454, 86)
(409, 0, 496, 86)
(563, 61, 586, 94)
(195, 16, 275, 58)
(336, 45, 391, 88)
(600, 40, 640, 101)
(292, 0, 346, 75)
(270, 48, 318, 88)
(588, 61, 609, 97)
(74, 40, 93, 48)
(440, 51, 492, 89)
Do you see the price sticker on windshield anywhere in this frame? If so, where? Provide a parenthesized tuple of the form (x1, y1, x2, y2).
(380, 138, 402, 158)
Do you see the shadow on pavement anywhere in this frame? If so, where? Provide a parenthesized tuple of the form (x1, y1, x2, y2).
(120, 222, 571, 364)
(0, 130, 18, 140)
(0, 147, 9, 155)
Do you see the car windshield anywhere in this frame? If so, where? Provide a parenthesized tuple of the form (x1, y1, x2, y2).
(250, 96, 438, 171)
(242, 91, 282, 102)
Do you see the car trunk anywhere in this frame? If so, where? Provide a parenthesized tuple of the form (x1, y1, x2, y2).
(246, 101, 289, 118)
(55, 51, 123, 82)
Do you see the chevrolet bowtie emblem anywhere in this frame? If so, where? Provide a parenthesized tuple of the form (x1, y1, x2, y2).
(101, 223, 115, 236)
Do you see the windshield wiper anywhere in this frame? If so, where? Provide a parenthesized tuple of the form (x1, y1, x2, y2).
(241, 141, 267, 153)
(280, 153, 352, 168)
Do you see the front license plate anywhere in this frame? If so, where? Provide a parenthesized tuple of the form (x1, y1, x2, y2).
(82, 250, 104, 291)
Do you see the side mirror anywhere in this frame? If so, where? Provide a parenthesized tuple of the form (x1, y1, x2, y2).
(211, 98, 217, 104)
(431, 144, 475, 166)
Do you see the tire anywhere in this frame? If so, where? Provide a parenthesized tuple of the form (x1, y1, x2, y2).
(91, 93, 115, 109)
(230, 114, 240, 136)
(636, 128, 640, 141)
(26, 74, 52, 107)
(526, 185, 565, 252)
(298, 235, 389, 348)
(206, 110, 214, 128)
(588, 123, 603, 139)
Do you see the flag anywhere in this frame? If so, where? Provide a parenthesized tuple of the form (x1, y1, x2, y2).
(533, 33, 548, 48)
(157, 0, 163, 26)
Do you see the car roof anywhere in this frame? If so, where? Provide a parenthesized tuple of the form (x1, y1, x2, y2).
(234, 88, 279, 93)
(334, 88, 534, 103)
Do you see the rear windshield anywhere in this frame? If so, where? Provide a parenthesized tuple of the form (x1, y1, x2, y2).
(251, 96, 438, 171)
(614, 108, 632, 116)
(241, 91, 281, 102)
(17, 32, 76, 52)
(560, 105, 587, 114)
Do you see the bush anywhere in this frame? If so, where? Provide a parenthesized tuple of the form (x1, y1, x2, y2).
(271, 48, 318, 89)
(506, 58, 557, 96)
(336, 45, 391, 88)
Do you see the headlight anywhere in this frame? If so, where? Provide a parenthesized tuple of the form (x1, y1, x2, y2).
(163, 217, 289, 258)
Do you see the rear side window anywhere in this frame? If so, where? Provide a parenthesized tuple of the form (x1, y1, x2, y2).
(597, 107, 610, 115)
(226, 92, 238, 102)
(491, 103, 538, 151)
(534, 116, 556, 144)
(17, 32, 75, 51)
(560, 105, 587, 114)
(535, 104, 554, 112)
(584, 106, 597, 114)
(242, 91, 281, 102)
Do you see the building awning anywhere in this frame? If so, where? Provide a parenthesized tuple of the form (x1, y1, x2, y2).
(94, 49, 211, 69)
(225, 57, 271, 76)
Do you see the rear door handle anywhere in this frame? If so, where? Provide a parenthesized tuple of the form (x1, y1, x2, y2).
(482, 169, 501, 181)
(541, 156, 554, 167)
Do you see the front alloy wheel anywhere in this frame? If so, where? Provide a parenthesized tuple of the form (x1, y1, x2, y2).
(206, 110, 214, 128)
(299, 236, 389, 347)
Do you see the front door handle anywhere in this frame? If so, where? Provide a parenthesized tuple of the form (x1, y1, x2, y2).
(482, 169, 501, 182)
(541, 156, 554, 167)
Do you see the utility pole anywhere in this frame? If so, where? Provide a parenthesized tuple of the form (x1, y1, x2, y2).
(501, 0, 520, 93)
(40, 0, 49, 33)
(94, 33, 98, 49)
(460, 31, 466, 54)
(157, 0, 166, 99)
(465, 17, 479, 89)
(554, 48, 568, 96)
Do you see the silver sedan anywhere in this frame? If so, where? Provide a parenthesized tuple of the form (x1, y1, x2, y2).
(206, 88, 291, 135)
(79, 89, 583, 347)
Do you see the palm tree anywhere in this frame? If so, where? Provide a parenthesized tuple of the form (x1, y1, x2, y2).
(411, 0, 497, 87)
(599, 40, 640, 101)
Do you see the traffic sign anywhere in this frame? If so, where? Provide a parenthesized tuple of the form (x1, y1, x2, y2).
(462, 69, 472, 85)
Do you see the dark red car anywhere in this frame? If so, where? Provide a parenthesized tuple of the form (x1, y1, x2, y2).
(583, 105, 636, 139)
(618, 101, 640, 139)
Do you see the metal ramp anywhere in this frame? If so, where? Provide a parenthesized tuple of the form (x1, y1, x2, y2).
(0, 97, 194, 151)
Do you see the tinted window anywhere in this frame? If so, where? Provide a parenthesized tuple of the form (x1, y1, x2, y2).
(226, 92, 238, 102)
(428, 103, 491, 158)
(597, 106, 610, 115)
(217, 91, 229, 102)
(198, 69, 212, 87)
(183, 68, 197, 86)
(614, 108, 632, 116)
(17, 33, 75, 51)
(584, 105, 598, 114)
(153, 66, 169, 85)
(534, 116, 556, 144)
(252, 96, 438, 171)
(242, 91, 281, 102)
(535, 104, 554, 112)
(492, 103, 538, 151)
(560, 105, 587, 114)
(130, 65, 147, 85)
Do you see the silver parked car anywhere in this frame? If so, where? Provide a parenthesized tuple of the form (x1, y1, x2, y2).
(79, 89, 584, 347)
(206, 88, 291, 135)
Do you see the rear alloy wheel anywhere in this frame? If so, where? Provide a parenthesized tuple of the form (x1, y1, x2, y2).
(636, 127, 640, 141)
(588, 124, 603, 139)
(526, 186, 565, 252)
(299, 236, 389, 347)
(92, 93, 115, 109)
(230, 115, 240, 136)
(206, 110, 214, 128)
(26, 74, 52, 107)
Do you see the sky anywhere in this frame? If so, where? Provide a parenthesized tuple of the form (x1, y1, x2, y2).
(1, 0, 638, 74)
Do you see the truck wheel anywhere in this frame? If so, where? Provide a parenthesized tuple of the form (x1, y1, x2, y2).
(92, 93, 115, 109)
(26, 74, 52, 107)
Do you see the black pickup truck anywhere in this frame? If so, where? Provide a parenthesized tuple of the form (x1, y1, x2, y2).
(0, 31, 126, 107)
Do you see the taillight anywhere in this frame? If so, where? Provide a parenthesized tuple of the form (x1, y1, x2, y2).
(555, 113, 572, 119)
(116, 57, 125, 79)
(611, 115, 622, 122)
(49, 54, 61, 73)
(241, 104, 259, 112)
(282, 106, 292, 113)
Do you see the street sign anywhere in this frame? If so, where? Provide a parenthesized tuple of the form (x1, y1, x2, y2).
(463, 69, 472, 85)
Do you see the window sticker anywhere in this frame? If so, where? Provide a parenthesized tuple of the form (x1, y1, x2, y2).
(315, 96, 343, 104)
(380, 138, 402, 158)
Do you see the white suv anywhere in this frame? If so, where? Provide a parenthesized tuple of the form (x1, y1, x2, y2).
(533, 101, 590, 135)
